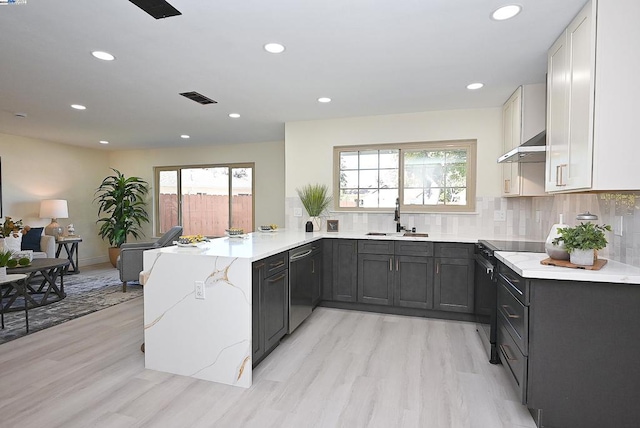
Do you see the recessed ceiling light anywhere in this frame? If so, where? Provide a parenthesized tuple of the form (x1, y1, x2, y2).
(318, 97, 332, 103)
(229, 113, 241, 118)
(91, 51, 115, 61)
(491, 4, 522, 21)
(99, 140, 109, 145)
(264, 43, 285, 54)
(181, 135, 190, 139)
(71, 104, 86, 110)
(466, 83, 484, 90)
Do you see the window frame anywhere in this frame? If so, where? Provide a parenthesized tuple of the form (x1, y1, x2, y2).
(154, 162, 255, 236)
(333, 140, 477, 213)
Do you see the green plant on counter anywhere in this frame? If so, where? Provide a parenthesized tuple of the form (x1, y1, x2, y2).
(296, 183, 332, 217)
(552, 222, 612, 253)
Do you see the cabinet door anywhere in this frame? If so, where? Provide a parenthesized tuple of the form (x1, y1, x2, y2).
(564, 4, 594, 191)
(263, 269, 289, 352)
(322, 239, 333, 301)
(252, 262, 265, 363)
(332, 239, 357, 302)
(434, 257, 474, 313)
(502, 87, 522, 197)
(394, 255, 433, 309)
(546, 2, 594, 192)
(311, 250, 322, 307)
(358, 253, 394, 306)
(546, 31, 570, 191)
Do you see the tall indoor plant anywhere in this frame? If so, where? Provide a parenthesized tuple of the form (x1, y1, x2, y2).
(95, 168, 150, 267)
(296, 183, 332, 231)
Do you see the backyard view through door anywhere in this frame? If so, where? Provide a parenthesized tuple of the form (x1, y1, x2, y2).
(156, 165, 254, 236)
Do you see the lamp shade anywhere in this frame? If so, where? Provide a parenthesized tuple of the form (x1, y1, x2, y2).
(39, 199, 69, 219)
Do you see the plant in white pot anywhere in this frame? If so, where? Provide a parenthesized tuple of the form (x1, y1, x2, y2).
(552, 222, 612, 266)
(0, 249, 14, 281)
(296, 184, 332, 231)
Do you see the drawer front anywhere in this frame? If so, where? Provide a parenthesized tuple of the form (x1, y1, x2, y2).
(434, 242, 473, 258)
(394, 241, 434, 256)
(263, 252, 288, 278)
(498, 323, 528, 405)
(497, 282, 528, 355)
(497, 265, 526, 305)
(358, 240, 394, 254)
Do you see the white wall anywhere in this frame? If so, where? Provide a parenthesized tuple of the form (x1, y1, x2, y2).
(285, 108, 503, 198)
(0, 132, 110, 264)
(107, 140, 286, 236)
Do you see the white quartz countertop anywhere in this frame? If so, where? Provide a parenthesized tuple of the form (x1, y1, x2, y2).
(152, 229, 481, 262)
(495, 251, 640, 285)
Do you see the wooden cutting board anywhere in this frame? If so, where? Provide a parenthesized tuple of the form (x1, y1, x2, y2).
(540, 257, 607, 270)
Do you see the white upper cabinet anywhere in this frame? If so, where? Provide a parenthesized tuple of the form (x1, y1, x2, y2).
(501, 84, 546, 197)
(546, 0, 640, 193)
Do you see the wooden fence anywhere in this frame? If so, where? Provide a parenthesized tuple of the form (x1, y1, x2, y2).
(159, 194, 252, 236)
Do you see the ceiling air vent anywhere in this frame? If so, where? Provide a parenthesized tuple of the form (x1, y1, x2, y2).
(179, 92, 217, 105)
(129, 0, 181, 20)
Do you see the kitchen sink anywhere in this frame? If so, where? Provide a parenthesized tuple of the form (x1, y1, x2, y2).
(365, 232, 429, 237)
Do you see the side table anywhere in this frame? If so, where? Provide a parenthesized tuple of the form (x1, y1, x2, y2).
(1, 273, 29, 332)
(56, 237, 82, 274)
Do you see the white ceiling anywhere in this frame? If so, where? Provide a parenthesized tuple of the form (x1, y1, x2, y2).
(0, 0, 587, 150)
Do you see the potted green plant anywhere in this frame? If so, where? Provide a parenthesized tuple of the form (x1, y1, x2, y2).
(552, 222, 612, 266)
(0, 249, 14, 280)
(95, 168, 150, 267)
(296, 183, 332, 231)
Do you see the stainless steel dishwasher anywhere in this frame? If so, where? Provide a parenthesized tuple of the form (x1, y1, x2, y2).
(288, 244, 314, 333)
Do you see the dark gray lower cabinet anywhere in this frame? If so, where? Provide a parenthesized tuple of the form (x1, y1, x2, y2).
(433, 243, 474, 313)
(252, 252, 289, 366)
(497, 261, 640, 427)
(395, 255, 434, 309)
(357, 240, 434, 309)
(358, 253, 394, 305)
(310, 244, 322, 307)
(331, 239, 357, 302)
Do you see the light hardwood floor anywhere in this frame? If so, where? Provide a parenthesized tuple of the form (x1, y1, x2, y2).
(0, 271, 536, 428)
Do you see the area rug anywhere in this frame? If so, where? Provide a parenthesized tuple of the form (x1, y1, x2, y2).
(0, 271, 143, 344)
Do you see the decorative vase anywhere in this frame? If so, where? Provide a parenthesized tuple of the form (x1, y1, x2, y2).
(310, 216, 322, 232)
(0, 266, 6, 281)
(545, 214, 570, 260)
(570, 249, 596, 266)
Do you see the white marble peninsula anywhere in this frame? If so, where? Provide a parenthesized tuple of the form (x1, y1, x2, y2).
(142, 230, 322, 388)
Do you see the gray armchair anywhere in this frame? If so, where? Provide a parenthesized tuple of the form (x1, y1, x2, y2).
(117, 226, 183, 292)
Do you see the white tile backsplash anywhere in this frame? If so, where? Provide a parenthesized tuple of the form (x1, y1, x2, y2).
(286, 191, 640, 266)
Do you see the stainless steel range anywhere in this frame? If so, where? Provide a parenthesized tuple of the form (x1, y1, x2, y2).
(474, 240, 545, 364)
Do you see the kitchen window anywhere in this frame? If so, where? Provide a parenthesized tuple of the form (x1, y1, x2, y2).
(154, 164, 254, 236)
(333, 140, 476, 212)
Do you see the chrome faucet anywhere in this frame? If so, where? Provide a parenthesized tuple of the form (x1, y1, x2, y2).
(394, 197, 402, 232)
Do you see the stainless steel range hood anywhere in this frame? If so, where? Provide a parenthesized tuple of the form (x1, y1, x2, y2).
(497, 130, 546, 163)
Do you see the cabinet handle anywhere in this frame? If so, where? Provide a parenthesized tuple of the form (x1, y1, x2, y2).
(268, 273, 286, 283)
(312, 260, 315, 274)
(501, 304, 520, 319)
(436, 263, 440, 274)
(556, 164, 567, 187)
(389, 257, 393, 271)
(396, 258, 399, 271)
(254, 263, 265, 269)
(269, 260, 285, 269)
(500, 344, 517, 362)
(504, 179, 510, 193)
